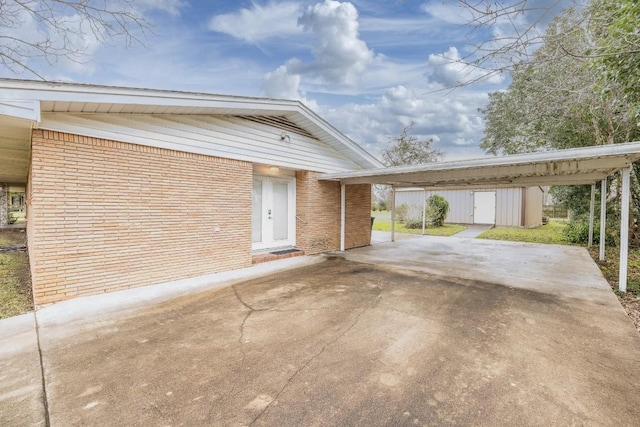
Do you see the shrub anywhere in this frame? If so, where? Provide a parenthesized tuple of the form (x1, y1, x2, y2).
(377, 200, 388, 211)
(395, 203, 409, 223)
(563, 215, 618, 246)
(426, 195, 449, 227)
(404, 219, 424, 229)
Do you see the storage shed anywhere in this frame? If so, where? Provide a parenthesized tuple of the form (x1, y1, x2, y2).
(395, 187, 544, 228)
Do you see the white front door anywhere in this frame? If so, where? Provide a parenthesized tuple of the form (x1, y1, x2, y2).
(252, 175, 296, 250)
(473, 191, 496, 224)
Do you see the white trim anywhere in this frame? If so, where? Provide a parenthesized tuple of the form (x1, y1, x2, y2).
(588, 183, 595, 247)
(391, 187, 396, 243)
(340, 184, 346, 252)
(39, 113, 362, 173)
(321, 142, 640, 188)
(252, 175, 296, 251)
(599, 179, 607, 261)
(0, 100, 40, 121)
(323, 142, 640, 179)
(619, 167, 631, 292)
(421, 189, 427, 235)
(0, 78, 382, 170)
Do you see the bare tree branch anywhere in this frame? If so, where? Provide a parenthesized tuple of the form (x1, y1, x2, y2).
(0, 0, 156, 78)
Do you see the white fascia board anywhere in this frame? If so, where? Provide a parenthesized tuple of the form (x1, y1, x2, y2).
(321, 142, 640, 181)
(0, 79, 297, 111)
(0, 79, 380, 171)
(0, 100, 40, 122)
(296, 102, 383, 170)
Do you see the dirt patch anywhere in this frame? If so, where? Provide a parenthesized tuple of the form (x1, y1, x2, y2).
(0, 230, 32, 318)
(0, 229, 26, 246)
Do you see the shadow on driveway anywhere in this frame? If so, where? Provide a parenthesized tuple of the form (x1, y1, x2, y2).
(23, 246, 640, 426)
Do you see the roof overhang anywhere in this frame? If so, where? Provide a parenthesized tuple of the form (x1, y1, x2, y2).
(321, 142, 640, 189)
(0, 79, 382, 183)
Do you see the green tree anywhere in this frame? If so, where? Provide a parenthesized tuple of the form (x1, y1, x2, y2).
(480, 5, 640, 245)
(589, 0, 640, 116)
(481, 8, 639, 156)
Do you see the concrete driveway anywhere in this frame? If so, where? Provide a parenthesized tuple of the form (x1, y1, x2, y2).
(2, 237, 640, 426)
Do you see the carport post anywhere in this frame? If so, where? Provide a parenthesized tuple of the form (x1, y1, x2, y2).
(422, 189, 427, 234)
(340, 183, 346, 252)
(619, 167, 631, 292)
(588, 183, 595, 247)
(599, 179, 607, 261)
(391, 186, 396, 243)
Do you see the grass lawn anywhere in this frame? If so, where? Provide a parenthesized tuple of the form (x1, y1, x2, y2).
(0, 231, 33, 319)
(371, 212, 467, 237)
(477, 220, 569, 245)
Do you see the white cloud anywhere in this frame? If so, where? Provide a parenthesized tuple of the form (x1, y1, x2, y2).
(262, 64, 302, 99)
(421, 1, 473, 25)
(261, 0, 374, 98)
(208, 2, 302, 42)
(427, 46, 505, 87)
(296, 0, 374, 85)
(134, 0, 186, 16)
(318, 84, 489, 161)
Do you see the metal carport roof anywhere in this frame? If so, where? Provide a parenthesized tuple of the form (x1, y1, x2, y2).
(320, 141, 640, 189)
(321, 142, 640, 293)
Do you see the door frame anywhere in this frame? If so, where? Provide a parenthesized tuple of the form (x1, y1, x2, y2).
(252, 175, 296, 251)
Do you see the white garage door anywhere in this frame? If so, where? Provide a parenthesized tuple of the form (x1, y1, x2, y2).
(474, 191, 496, 224)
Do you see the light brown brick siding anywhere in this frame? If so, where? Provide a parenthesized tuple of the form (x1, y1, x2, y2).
(345, 184, 372, 249)
(29, 130, 253, 305)
(295, 171, 371, 254)
(295, 171, 341, 254)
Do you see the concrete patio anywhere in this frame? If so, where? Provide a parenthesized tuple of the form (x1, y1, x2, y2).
(2, 237, 640, 426)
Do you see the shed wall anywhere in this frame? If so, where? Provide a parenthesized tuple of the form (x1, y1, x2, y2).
(495, 188, 523, 227)
(524, 187, 544, 228)
(396, 188, 526, 227)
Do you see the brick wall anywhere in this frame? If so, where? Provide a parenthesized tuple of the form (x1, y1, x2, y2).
(295, 171, 341, 254)
(29, 130, 253, 305)
(345, 184, 371, 249)
(295, 171, 371, 254)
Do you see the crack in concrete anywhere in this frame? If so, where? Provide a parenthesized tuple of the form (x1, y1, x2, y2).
(232, 284, 256, 312)
(249, 294, 382, 425)
(33, 311, 51, 427)
(232, 285, 257, 347)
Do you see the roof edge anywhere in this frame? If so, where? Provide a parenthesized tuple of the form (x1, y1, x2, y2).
(321, 142, 640, 181)
(0, 78, 381, 170)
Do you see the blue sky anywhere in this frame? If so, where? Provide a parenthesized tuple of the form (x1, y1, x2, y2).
(4, 0, 571, 161)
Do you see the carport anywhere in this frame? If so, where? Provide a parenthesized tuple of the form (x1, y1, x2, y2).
(322, 142, 640, 292)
